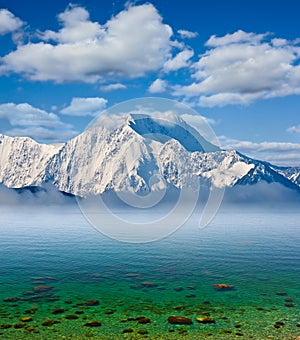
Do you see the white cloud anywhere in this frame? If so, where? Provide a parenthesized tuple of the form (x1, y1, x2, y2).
(99, 83, 127, 92)
(40, 5, 103, 43)
(220, 136, 300, 166)
(60, 97, 107, 116)
(177, 29, 198, 39)
(0, 102, 77, 142)
(148, 79, 168, 93)
(0, 4, 173, 83)
(6, 127, 78, 142)
(174, 30, 300, 106)
(181, 113, 217, 127)
(0, 103, 69, 128)
(206, 30, 268, 47)
(287, 125, 300, 134)
(0, 9, 23, 35)
(163, 49, 194, 72)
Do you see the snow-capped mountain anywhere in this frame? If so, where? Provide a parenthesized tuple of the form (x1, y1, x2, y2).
(0, 114, 299, 197)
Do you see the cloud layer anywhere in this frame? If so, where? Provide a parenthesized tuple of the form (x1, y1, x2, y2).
(220, 136, 300, 166)
(60, 97, 107, 116)
(174, 30, 300, 106)
(0, 4, 173, 83)
(0, 103, 77, 141)
(0, 9, 23, 35)
(148, 79, 168, 93)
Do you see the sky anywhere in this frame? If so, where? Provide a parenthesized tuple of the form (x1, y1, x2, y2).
(0, 0, 299, 166)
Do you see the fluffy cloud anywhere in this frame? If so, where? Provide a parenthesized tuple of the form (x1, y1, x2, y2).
(99, 83, 127, 92)
(220, 136, 300, 166)
(205, 30, 268, 47)
(0, 103, 77, 141)
(177, 29, 198, 39)
(287, 125, 300, 134)
(174, 30, 300, 106)
(0, 103, 69, 128)
(0, 9, 23, 35)
(148, 79, 168, 93)
(163, 49, 194, 72)
(60, 97, 107, 116)
(6, 127, 78, 141)
(0, 4, 173, 83)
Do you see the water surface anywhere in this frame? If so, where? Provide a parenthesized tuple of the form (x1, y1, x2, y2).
(0, 206, 299, 339)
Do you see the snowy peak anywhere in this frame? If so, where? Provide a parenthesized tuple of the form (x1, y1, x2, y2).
(0, 113, 299, 196)
(127, 113, 220, 152)
(0, 134, 62, 188)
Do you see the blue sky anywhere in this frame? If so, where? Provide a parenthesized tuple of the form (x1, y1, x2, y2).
(0, 0, 299, 165)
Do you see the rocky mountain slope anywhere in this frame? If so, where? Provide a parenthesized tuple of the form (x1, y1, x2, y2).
(0, 114, 299, 197)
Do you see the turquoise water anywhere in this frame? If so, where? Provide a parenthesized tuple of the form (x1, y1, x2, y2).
(0, 206, 299, 339)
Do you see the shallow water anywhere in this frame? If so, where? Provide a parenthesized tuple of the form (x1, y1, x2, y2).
(0, 205, 299, 339)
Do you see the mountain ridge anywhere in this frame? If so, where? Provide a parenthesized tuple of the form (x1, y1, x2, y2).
(0, 114, 299, 197)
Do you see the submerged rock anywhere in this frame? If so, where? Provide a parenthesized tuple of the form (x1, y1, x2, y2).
(122, 328, 134, 333)
(52, 308, 65, 314)
(174, 287, 184, 292)
(33, 286, 53, 293)
(75, 310, 84, 315)
(186, 294, 196, 298)
(141, 282, 157, 288)
(137, 317, 151, 324)
(173, 305, 185, 310)
(84, 321, 102, 327)
(3, 297, 19, 302)
(125, 273, 141, 278)
(20, 317, 32, 322)
(0, 324, 12, 329)
(168, 316, 193, 325)
(65, 315, 78, 320)
(213, 284, 235, 291)
(284, 303, 294, 307)
(42, 320, 59, 326)
(85, 300, 99, 306)
(196, 317, 216, 324)
(14, 323, 26, 329)
(284, 297, 293, 302)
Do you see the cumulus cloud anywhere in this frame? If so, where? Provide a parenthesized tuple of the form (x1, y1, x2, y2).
(287, 125, 300, 134)
(0, 9, 23, 35)
(220, 136, 300, 166)
(177, 29, 198, 39)
(6, 127, 78, 141)
(148, 79, 168, 93)
(60, 97, 107, 116)
(174, 30, 300, 106)
(205, 30, 268, 47)
(163, 49, 194, 72)
(0, 4, 173, 83)
(0, 103, 69, 128)
(0, 102, 77, 142)
(99, 83, 127, 92)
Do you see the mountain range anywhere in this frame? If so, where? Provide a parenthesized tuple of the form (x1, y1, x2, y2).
(0, 114, 299, 198)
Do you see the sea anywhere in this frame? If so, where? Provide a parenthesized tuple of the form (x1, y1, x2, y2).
(0, 204, 299, 339)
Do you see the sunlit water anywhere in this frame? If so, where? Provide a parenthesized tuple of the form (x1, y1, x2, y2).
(0, 205, 299, 339)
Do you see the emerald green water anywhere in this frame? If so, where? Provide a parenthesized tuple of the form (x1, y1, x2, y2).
(0, 206, 299, 339)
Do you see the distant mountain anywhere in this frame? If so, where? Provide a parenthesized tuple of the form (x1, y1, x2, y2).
(0, 114, 299, 197)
